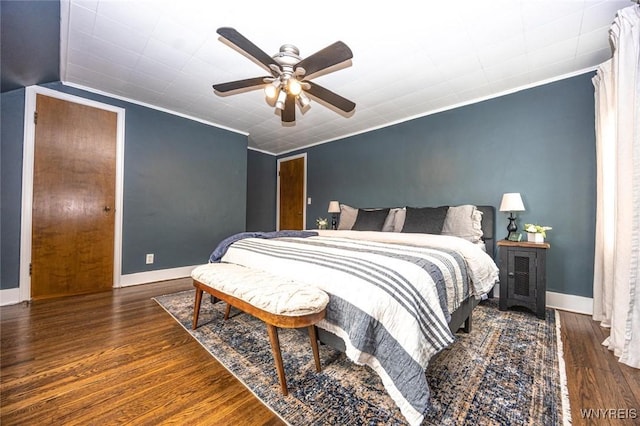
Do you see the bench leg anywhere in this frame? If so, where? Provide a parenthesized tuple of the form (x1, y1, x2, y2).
(308, 325, 321, 372)
(266, 323, 288, 396)
(224, 303, 232, 320)
(192, 288, 203, 330)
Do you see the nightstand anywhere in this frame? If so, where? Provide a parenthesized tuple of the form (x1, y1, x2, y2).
(497, 240, 550, 319)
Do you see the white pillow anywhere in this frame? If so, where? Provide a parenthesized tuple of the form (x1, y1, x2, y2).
(392, 207, 406, 232)
(382, 209, 398, 232)
(441, 205, 484, 243)
(337, 204, 358, 230)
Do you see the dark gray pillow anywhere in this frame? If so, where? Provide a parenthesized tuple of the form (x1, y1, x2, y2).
(401, 206, 449, 234)
(352, 208, 390, 231)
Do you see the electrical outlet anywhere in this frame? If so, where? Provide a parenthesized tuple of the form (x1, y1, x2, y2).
(145, 253, 154, 264)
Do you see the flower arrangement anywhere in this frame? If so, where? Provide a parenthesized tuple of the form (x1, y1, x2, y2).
(316, 217, 329, 229)
(524, 224, 552, 238)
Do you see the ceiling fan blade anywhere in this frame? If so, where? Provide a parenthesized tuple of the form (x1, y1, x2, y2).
(281, 94, 296, 123)
(217, 27, 280, 71)
(305, 81, 356, 113)
(212, 76, 270, 93)
(294, 41, 353, 77)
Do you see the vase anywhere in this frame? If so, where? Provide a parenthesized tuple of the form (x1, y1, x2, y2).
(527, 232, 544, 243)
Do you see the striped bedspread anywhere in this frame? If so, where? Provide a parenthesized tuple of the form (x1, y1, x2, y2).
(220, 230, 498, 425)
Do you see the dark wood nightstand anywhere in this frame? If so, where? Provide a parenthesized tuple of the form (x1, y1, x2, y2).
(497, 240, 550, 319)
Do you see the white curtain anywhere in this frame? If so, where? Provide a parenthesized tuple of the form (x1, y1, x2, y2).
(592, 5, 640, 369)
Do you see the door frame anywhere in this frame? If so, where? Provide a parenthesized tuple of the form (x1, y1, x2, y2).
(276, 153, 307, 231)
(19, 85, 126, 302)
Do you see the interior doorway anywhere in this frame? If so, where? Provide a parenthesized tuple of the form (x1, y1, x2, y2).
(20, 86, 125, 301)
(30, 94, 117, 299)
(277, 154, 306, 230)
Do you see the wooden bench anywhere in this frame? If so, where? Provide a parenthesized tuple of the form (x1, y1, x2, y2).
(191, 263, 330, 396)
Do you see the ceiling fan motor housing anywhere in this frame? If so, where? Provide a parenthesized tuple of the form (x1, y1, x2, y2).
(268, 45, 306, 100)
(274, 44, 301, 65)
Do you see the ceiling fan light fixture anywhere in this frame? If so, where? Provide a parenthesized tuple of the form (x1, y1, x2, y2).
(275, 90, 287, 110)
(297, 92, 311, 109)
(264, 80, 280, 99)
(287, 78, 302, 96)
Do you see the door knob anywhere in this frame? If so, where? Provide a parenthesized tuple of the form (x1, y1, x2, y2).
(104, 206, 112, 212)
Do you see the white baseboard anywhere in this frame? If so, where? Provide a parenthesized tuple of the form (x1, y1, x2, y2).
(546, 291, 593, 315)
(0, 265, 199, 306)
(0, 288, 21, 306)
(492, 284, 593, 315)
(118, 265, 199, 287)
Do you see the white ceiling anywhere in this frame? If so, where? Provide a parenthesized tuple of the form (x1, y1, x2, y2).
(60, 0, 631, 154)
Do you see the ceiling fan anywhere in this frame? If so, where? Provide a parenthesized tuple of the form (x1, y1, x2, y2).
(212, 27, 356, 124)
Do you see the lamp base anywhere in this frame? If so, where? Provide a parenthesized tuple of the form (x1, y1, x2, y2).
(505, 213, 518, 240)
(331, 214, 337, 230)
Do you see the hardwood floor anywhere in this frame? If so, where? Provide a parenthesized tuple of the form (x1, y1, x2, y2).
(0, 279, 284, 426)
(1, 280, 638, 425)
(558, 310, 640, 425)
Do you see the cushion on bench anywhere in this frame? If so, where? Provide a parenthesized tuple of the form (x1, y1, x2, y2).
(191, 263, 329, 317)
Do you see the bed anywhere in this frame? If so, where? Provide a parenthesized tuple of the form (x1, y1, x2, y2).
(211, 204, 499, 425)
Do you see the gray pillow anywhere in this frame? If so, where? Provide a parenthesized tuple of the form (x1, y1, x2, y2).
(339, 204, 398, 231)
(401, 206, 449, 234)
(352, 208, 390, 231)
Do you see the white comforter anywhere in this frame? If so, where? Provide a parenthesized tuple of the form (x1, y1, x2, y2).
(220, 230, 498, 425)
(316, 230, 498, 297)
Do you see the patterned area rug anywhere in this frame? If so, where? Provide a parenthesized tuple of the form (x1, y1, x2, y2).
(154, 291, 570, 425)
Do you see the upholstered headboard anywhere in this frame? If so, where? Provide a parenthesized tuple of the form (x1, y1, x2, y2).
(337, 203, 496, 259)
(476, 205, 496, 259)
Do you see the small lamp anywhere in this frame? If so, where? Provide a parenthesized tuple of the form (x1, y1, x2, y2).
(499, 193, 525, 240)
(328, 201, 340, 230)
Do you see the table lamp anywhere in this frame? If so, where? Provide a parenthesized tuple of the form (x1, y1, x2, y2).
(328, 201, 340, 230)
(499, 193, 525, 240)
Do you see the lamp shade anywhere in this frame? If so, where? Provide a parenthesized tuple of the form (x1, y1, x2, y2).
(499, 193, 525, 212)
(328, 201, 340, 213)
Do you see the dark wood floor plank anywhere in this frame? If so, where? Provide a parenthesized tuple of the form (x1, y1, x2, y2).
(0, 279, 284, 425)
(559, 310, 640, 426)
(3, 336, 196, 416)
(588, 319, 640, 411)
(54, 360, 223, 425)
(621, 362, 640, 412)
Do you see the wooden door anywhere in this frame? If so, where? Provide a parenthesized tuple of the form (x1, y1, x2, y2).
(279, 156, 305, 230)
(31, 94, 117, 299)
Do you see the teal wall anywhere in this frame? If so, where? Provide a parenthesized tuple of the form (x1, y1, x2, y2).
(1, 88, 27, 289)
(2, 75, 598, 297)
(0, 83, 248, 289)
(246, 149, 277, 231)
(280, 73, 597, 298)
(1, 0, 59, 91)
